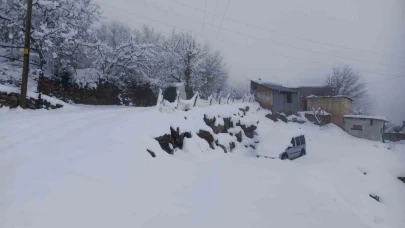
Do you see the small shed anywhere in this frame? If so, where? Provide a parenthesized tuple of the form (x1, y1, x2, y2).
(344, 115, 387, 142)
(250, 80, 299, 115)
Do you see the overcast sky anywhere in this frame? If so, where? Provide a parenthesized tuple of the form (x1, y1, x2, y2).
(95, 0, 405, 123)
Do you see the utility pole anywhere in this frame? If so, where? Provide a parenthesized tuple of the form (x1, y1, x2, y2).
(20, 0, 33, 109)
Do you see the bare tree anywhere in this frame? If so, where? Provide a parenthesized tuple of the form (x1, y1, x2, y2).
(325, 65, 371, 114)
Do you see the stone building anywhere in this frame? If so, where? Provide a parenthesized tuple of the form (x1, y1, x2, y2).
(306, 95, 353, 129)
(344, 115, 387, 142)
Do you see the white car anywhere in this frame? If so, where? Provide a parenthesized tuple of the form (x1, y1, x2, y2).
(256, 129, 306, 160)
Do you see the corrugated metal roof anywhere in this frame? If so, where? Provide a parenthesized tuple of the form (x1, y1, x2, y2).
(251, 80, 297, 93)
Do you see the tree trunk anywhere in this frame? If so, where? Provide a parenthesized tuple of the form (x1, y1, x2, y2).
(185, 67, 193, 99)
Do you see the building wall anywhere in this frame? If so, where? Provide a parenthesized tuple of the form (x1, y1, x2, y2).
(273, 91, 299, 115)
(296, 87, 332, 111)
(307, 97, 352, 129)
(251, 83, 274, 110)
(344, 118, 385, 142)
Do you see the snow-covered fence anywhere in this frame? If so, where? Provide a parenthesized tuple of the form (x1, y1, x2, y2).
(157, 90, 254, 112)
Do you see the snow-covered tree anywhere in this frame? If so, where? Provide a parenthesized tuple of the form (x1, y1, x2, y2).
(0, 0, 100, 75)
(163, 32, 210, 99)
(325, 65, 371, 114)
(195, 51, 228, 98)
(83, 22, 157, 86)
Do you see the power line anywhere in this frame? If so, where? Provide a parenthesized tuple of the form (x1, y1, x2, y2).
(98, 1, 405, 83)
(211, 0, 219, 28)
(216, 0, 230, 40)
(202, 0, 207, 32)
(101, 0, 405, 70)
(170, 0, 405, 60)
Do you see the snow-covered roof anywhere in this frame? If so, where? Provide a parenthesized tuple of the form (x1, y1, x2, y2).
(299, 111, 331, 116)
(251, 80, 297, 93)
(286, 84, 328, 89)
(344, 115, 387, 121)
(306, 95, 353, 101)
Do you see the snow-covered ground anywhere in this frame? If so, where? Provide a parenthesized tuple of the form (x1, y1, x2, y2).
(1, 103, 404, 228)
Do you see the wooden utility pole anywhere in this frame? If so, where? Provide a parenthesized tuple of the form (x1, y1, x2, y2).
(20, 0, 33, 109)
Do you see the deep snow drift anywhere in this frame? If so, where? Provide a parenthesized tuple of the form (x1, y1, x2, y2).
(1, 102, 404, 228)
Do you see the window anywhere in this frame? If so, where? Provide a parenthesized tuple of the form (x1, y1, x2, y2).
(295, 137, 301, 146)
(370, 119, 373, 126)
(286, 93, 292, 103)
(351, 125, 363, 131)
(299, 135, 305, 145)
(291, 138, 296, 147)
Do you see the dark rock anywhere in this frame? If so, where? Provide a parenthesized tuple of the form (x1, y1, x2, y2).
(197, 130, 215, 149)
(240, 125, 257, 139)
(265, 113, 278, 122)
(55, 104, 63, 108)
(369, 194, 380, 202)
(229, 142, 236, 151)
(203, 115, 225, 134)
(82, 96, 98, 104)
(398, 177, 405, 184)
(146, 149, 156, 158)
(155, 134, 173, 154)
(235, 131, 242, 142)
(170, 127, 191, 150)
(250, 144, 256, 149)
(277, 113, 288, 123)
(229, 132, 233, 136)
(8, 92, 19, 97)
(223, 117, 233, 133)
(8, 95, 18, 102)
(215, 140, 227, 153)
(244, 145, 248, 148)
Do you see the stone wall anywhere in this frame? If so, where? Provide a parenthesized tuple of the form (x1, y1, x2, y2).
(0, 91, 63, 110)
(39, 77, 157, 106)
(384, 133, 405, 142)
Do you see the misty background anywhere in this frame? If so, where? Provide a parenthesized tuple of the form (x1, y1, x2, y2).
(94, 0, 404, 123)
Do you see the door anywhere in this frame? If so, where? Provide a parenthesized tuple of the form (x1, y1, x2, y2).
(285, 138, 296, 159)
(291, 136, 302, 159)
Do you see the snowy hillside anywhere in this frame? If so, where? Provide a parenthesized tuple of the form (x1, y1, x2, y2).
(1, 103, 404, 228)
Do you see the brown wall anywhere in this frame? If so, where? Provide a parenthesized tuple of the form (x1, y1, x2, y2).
(307, 97, 352, 129)
(251, 82, 274, 111)
(296, 87, 332, 111)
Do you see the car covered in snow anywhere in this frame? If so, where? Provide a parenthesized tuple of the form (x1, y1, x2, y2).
(256, 129, 306, 160)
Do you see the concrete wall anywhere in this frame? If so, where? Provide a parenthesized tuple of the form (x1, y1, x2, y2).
(307, 97, 352, 129)
(344, 118, 385, 142)
(273, 91, 299, 115)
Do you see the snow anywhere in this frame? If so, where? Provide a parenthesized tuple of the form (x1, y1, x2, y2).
(307, 95, 354, 100)
(0, 102, 404, 228)
(344, 115, 388, 122)
(299, 110, 331, 115)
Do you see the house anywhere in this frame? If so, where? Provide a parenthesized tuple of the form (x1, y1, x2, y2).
(250, 80, 299, 115)
(344, 115, 387, 142)
(306, 95, 353, 129)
